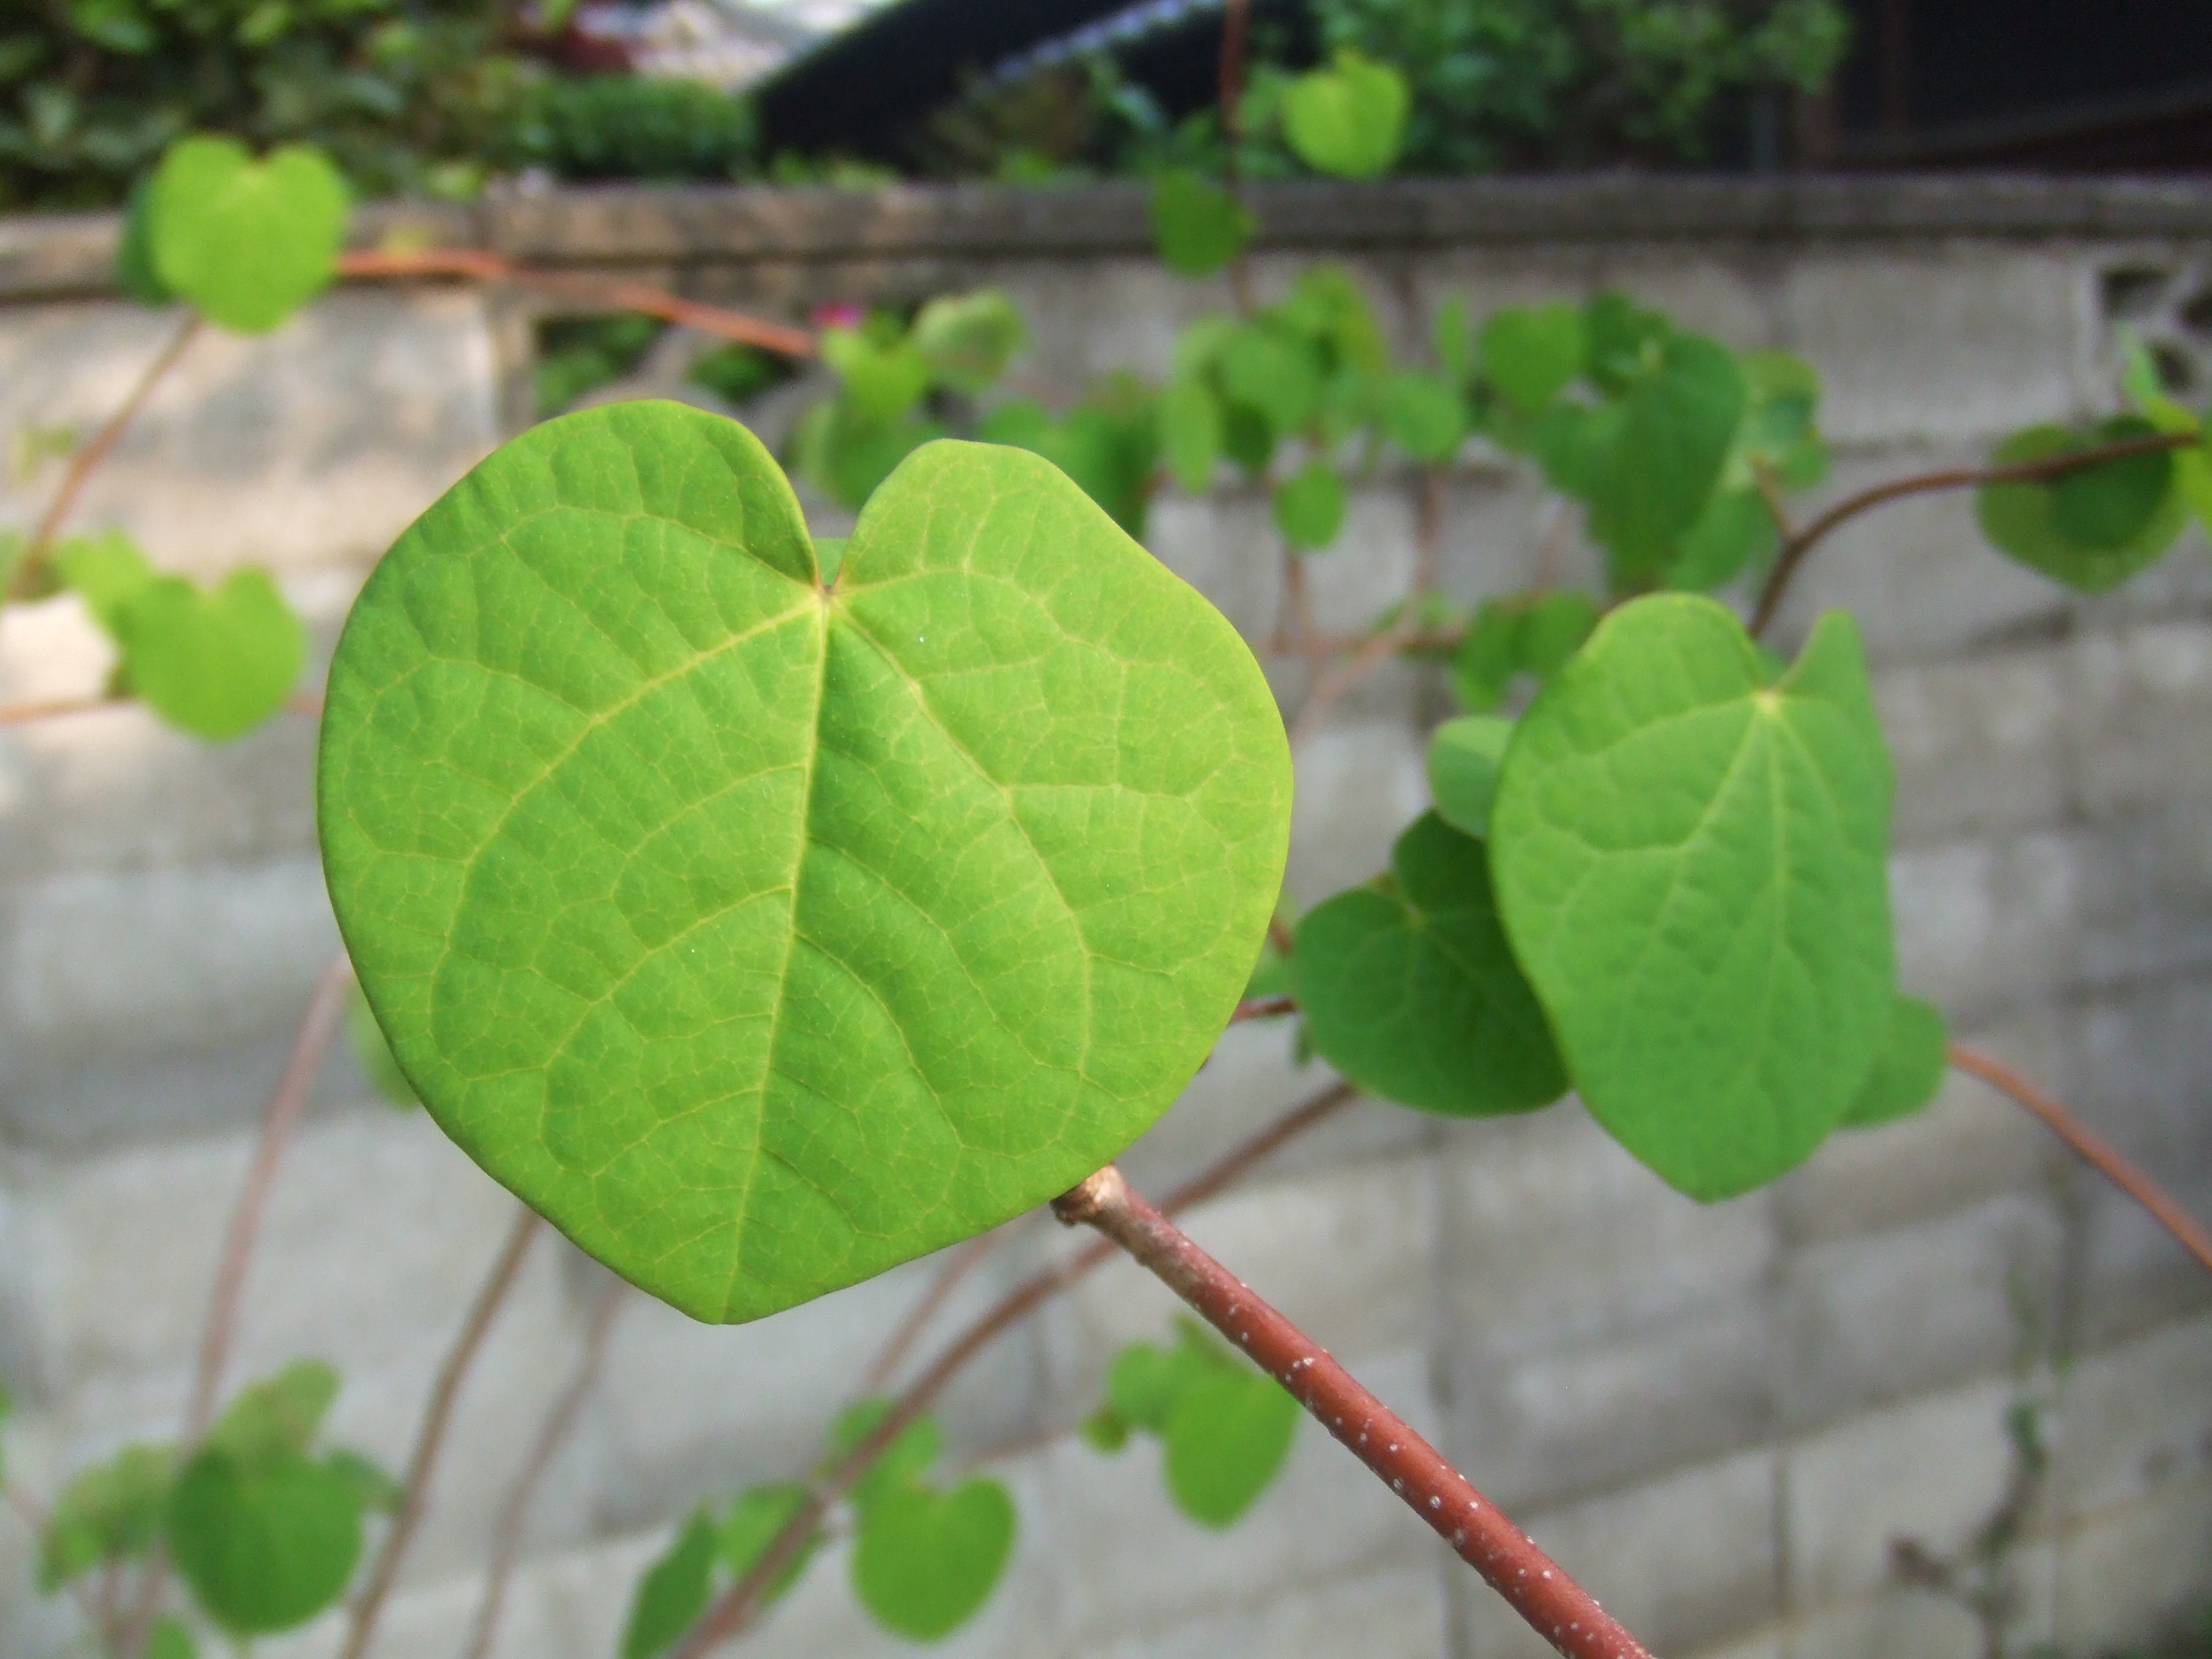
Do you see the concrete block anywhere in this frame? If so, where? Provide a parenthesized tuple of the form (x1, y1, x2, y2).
(1889, 833, 2081, 1025)
(2072, 619, 2212, 821)
(2055, 1310, 2212, 1517)
(1784, 1374, 2017, 1607)
(0, 291, 498, 577)
(1286, 712, 1429, 909)
(1874, 643, 2070, 847)
(2051, 1473, 2212, 1657)
(1776, 252, 2088, 445)
(2073, 802, 2212, 991)
(1452, 1449, 1780, 1659)
(1075, 1562, 1448, 1659)
(1778, 1192, 2064, 1433)
(0, 858, 344, 1148)
(1774, 1588, 1984, 1659)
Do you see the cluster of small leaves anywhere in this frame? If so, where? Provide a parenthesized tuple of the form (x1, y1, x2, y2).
(24, 1362, 394, 1653)
(1084, 1319, 1301, 1527)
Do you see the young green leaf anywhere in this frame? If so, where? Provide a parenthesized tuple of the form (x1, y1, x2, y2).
(1582, 292, 1670, 393)
(321, 409, 1293, 1324)
(348, 985, 419, 1108)
(146, 1618, 198, 1659)
(1492, 596, 1896, 1200)
(148, 137, 348, 334)
(720, 1482, 818, 1607)
(1448, 592, 1598, 713)
(1427, 716, 1511, 840)
(1150, 170, 1253, 278)
(1105, 1326, 1223, 1434)
(829, 1400, 944, 1511)
(1280, 49, 1409, 180)
(1080, 1407, 1132, 1452)
(1838, 995, 1947, 1129)
(1161, 375, 1223, 493)
(205, 1360, 339, 1468)
(114, 175, 176, 308)
(851, 1478, 1015, 1641)
(1219, 325, 1324, 438)
(1480, 305, 1584, 416)
(1586, 335, 1748, 580)
(323, 1448, 404, 1515)
(1666, 488, 1777, 593)
(167, 1448, 364, 1636)
(1273, 462, 1345, 550)
(621, 1510, 719, 1659)
(52, 530, 155, 633)
(2049, 417, 2174, 548)
(1976, 422, 2188, 591)
(1380, 370, 1469, 463)
(1162, 1367, 1299, 1528)
(1293, 813, 1566, 1117)
(39, 1445, 175, 1591)
(115, 568, 306, 741)
(911, 291, 1025, 395)
(819, 327, 933, 426)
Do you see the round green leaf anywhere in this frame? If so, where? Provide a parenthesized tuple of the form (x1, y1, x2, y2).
(1666, 488, 1777, 593)
(1272, 461, 1345, 550)
(1219, 326, 1324, 438)
(167, 1450, 363, 1637)
(319, 408, 1290, 1324)
(1492, 596, 1895, 1199)
(1479, 305, 1584, 416)
(1428, 716, 1511, 840)
(1163, 1368, 1299, 1528)
(1161, 375, 1223, 493)
(1976, 420, 2186, 593)
(1380, 370, 1469, 463)
(146, 1618, 197, 1659)
(621, 1510, 717, 1659)
(1588, 335, 1747, 580)
(852, 1478, 1015, 1641)
(720, 1482, 819, 1606)
(148, 137, 348, 335)
(1150, 171, 1253, 279)
(2050, 416, 2174, 548)
(114, 175, 176, 308)
(115, 568, 306, 742)
(1280, 49, 1409, 180)
(1292, 812, 1567, 1118)
(1838, 995, 1947, 1129)
(911, 290, 1024, 395)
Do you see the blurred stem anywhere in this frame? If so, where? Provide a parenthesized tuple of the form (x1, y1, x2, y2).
(1052, 1164, 1655, 1659)
(666, 1080, 1358, 1658)
(342, 1205, 544, 1659)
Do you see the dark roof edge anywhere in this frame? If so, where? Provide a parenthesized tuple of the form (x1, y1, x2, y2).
(5, 175, 2210, 300)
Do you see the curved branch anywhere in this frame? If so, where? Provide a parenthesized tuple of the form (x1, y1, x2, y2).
(855, 1230, 1007, 1399)
(667, 1080, 1358, 1658)
(9, 315, 202, 602)
(342, 1205, 544, 1659)
(463, 1278, 629, 1659)
(1749, 428, 2200, 637)
(1053, 1165, 1652, 1659)
(334, 250, 816, 359)
(1948, 1042, 2212, 1277)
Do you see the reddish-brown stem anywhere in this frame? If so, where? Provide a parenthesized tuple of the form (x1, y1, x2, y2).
(341, 1205, 544, 1659)
(0, 695, 129, 727)
(667, 1080, 1357, 1657)
(1748, 428, 2199, 637)
(1948, 1042, 2212, 1277)
(1231, 994, 1296, 1023)
(334, 250, 816, 358)
(1266, 912, 1297, 958)
(1272, 544, 1315, 656)
(9, 314, 202, 602)
(1053, 1165, 1654, 1659)
(1217, 0, 1253, 315)
(855, 1230, 1007, 1398)
(119, 953, 357, 1656)
(1289, 620, 1411, 748)
(463, 1278, 629, 1659)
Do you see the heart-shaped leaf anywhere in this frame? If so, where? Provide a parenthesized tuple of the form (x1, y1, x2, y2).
(851, 1478, 1015, 1641)
(319, 406, 1290, 1323)
(1976, 421, 2188, 591)
(1480, 304, 1584, 416)
(1280, 49, 1409, 180)
(149, 137, 349, 335)
(1587, 335, 1747, 580)
(720, 1482, 818, 1606)
(1272, 461, 1344, 550)
(1427, 715, 1511, 840)
(167, 1449, 363, 1636)
(115, 568, 306, 741)
(911, 290, 1025, 394)
(1150, 170, 1254, 278)
(621, 1511, 718, 1659)
(1292, 812, 1566, 1117)
(1163, 1367, 1299, 1528)
(1492, 596, 1895, 1199)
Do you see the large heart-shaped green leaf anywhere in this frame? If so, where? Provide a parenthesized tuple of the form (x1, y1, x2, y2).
(319, 406, 1290, 1323)
(1491, 596, 1895, 1199)
(1280, 49, 1409, 180)
(1292, 812, 1566, 1118)
(148, 137, 349, 335)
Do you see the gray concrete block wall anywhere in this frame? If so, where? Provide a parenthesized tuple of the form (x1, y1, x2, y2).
(3, 178, 2212, 1659)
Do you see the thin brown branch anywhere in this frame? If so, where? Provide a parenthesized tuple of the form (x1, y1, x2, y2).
(1271, 544, 1317, 657)
(9, 314, 202, 602)
(856, 1230, 1008, 1399)
(1289, 622, 1410, 749)
(1052, 1165, 1653, 1659)
(1266, 912, 1297, 958)
(342, 1205, 544, 1659)
(1230, 994, 1295, 1023)
(334, 250, 816, 359)
(0, 689, 323, 730)
(1414, 465, 1446, 595)
(462, 1277, 628, 1659)
(120, 952, 358, 1656)
(668, 1080, 1358, 1658)
(1216, 0, 1253, 315)
(1948, 1042, 2212, 1277)
(1749, 458, 1795, 543)
(1748, 428, 2199, 637)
